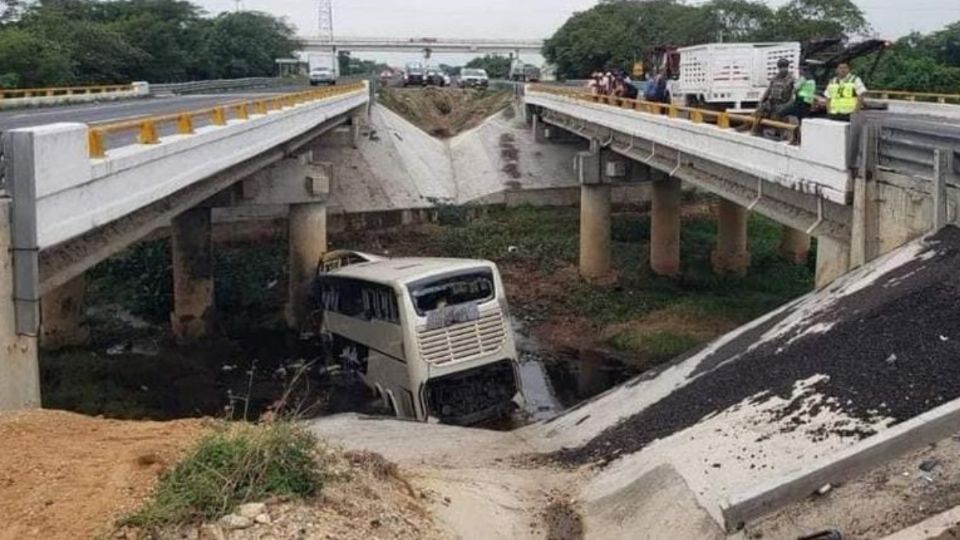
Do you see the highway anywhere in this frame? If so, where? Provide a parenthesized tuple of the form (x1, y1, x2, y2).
(0, 85, 311, 132)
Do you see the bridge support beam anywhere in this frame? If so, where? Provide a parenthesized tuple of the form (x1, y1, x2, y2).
(171, 207, 215, 340)
(780, 226, 811, 265)
(533, 115, 548, 144)
(577, 145, 611, 279)
(0, 199, 41, 410)
(712, 198, 751, 276)
(815, 237, 852, 290)
(286, 202, 327, 330)
(650, 174, 682, 277)
(40, 274, 89, 350)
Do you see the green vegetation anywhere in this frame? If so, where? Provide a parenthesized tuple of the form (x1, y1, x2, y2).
(607, 330, 703, 362)
(127, 422, 324, 528)
(869, 23, 960, 93)
(0, 0, 301, 88)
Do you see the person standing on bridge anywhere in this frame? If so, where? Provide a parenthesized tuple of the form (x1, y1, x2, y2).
(825, 62, 867, 122)
(752, 58, 795, 135)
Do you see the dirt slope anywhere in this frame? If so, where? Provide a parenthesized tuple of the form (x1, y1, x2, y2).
(378, 87, 513, 137)
(0, 409, 209, 540)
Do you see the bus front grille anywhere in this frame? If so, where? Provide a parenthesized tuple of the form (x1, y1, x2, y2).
(417, 310, 506, 365)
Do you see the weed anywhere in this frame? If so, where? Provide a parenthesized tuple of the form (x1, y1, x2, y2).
(607, 330, 704, 360)
(126, 422, 324, 528)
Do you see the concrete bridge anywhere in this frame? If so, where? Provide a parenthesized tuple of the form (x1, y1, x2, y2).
(302, 36, 545, 57)
(523, 85, 960, 289)
(0, 82, 370, 410)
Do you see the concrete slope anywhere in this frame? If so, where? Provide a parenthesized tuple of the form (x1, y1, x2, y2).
(523, 226, 960, 526)
(318, 103, 583, 215)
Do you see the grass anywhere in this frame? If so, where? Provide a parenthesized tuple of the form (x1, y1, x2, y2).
(126, 422, 324, 528)
(607, 330, 704, 361)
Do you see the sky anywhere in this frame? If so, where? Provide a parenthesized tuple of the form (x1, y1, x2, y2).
(196, 0, 960, 65)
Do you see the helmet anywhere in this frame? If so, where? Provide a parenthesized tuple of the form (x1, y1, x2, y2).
(777, 58, 790, 68)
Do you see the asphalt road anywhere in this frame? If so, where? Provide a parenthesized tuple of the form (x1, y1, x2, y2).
(0, 84, 312, 132)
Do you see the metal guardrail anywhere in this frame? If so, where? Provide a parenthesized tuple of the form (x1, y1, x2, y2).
(0, 83, 134, 99)
(87, 81, 365, 158)
(150, 77, 291, 96)
(867, 90, 960, 105)
(864, 114, 960, 186)
(527, 84, 799, 142)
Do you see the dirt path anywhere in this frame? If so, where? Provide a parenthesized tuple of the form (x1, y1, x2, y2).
(0, 410, 209, 540)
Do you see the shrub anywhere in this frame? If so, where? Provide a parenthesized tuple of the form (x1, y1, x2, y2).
(127, 422, 324, 527)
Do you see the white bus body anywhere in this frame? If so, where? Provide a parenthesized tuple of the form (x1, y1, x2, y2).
(670, 42, 800, 111)
(314, 252, 523, 425)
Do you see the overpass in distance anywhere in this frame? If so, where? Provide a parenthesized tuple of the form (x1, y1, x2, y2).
(300, 35, 545, 57)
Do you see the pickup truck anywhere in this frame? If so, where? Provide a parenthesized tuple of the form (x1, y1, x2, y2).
(403, 62, 426, 87)
(458, 68, 489, 89)
(309, 67, 336, 86)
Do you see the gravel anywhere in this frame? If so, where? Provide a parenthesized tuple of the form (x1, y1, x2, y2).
(549, 227, 960, 466)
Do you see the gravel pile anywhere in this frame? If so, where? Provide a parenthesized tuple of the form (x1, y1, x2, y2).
(550, 227, 960, 466)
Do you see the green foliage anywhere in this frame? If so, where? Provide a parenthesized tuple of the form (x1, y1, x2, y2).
(127, 423, 324, 527)
(337, 51, 387, 76)
(544, 0, 870, 78)
(0, 0, 301, 87)
(465, 54, 512, 79)
(607, 330, 704, 360)
(866, 24, 960, 92)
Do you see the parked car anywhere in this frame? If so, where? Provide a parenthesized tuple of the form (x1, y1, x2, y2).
(309, 67, 336, 86)
(458, 68, 489, 89)
(426, 66, 449, 87)
(403, 62, 426, 87)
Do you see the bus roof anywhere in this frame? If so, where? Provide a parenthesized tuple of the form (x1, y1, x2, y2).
(322, 257, 495, 286)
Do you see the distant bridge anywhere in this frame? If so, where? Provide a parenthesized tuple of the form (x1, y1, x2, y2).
(301, 36, 545, 56)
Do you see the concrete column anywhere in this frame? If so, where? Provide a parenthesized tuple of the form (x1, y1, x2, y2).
(286, 202, 328, 330)
(532, 115, 548, 144)
(780, 226, 811, 264)
(815, 237, 852, 290)
(40, 274, 89, 350)
(0, 199, 40, 410)
(579, 184, 612, 279)
(650, 176, 682, 277)
(171, 207, 214, 340)
(711, 198, 751, 276)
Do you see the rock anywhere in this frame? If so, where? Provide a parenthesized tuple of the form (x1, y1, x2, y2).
(254, 513, 272, 525)
(237, 502, 267, 519)
(198, 525, 226, 540)
(920, 458, 940, 472)
(219, 514, 254, 530)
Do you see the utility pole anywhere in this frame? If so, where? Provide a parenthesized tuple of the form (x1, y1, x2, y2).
(234, 0, 243, 12)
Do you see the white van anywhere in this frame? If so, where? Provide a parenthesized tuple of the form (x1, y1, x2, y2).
(314, 251, 523, 425)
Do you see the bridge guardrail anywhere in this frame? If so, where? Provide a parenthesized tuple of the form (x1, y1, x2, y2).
(867, 90, 960, 105)
(0, 83, 134, 100)
(88, 81, 365, 158)
(527, 84, 798, 142)
(150, 77, 295, 96)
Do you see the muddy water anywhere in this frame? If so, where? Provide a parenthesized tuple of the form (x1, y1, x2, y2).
(513, 319, 639, 426)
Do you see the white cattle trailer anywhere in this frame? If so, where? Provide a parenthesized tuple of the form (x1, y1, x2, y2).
(670, 42, 800, 111)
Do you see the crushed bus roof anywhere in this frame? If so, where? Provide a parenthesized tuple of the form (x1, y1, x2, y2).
(322, 257, 495, 285)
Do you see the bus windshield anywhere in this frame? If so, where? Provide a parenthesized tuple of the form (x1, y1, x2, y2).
(408, 271, 495, 316)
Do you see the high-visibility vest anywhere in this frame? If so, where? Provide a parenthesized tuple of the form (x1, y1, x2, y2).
(827, 76, 860, 115)
(796, 78, 816, 104)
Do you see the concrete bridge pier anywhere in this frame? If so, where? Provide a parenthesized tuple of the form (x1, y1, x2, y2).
(0, 199, 41, 410)
(650, 172, 682, 277)
(287, 202, 327, 330)
(40, 274, 89, 350)
(815, 237, 852, 290)
(170, 207, 215, 340)
(576, 144, 611, 279)
(712, 198, 751, 276)
(780, 227, 812, 264)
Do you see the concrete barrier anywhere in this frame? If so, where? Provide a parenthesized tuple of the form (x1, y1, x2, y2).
(0, 82, 148, 110)
(721, 394, 960, 531)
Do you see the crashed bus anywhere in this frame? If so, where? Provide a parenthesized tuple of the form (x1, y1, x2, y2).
(313, 251, 524, 425)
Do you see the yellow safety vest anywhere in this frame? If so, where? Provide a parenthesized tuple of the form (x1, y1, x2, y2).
(827, 76, 859, 115)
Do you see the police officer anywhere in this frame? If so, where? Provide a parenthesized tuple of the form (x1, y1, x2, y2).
(825, 61, 867, 122)
(752, 58, 795, 135)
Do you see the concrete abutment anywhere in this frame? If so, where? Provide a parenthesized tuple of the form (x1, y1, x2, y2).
(170, 207, 215, 340)
(712, 198, 751, 276)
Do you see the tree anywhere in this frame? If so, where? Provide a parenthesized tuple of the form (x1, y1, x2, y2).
(0, 27, 72, 86)
(465, 54, 512, 79)
(195, 11, 301, 79)
(768, 0, 870, 42)
(702, 0, 773, 42)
